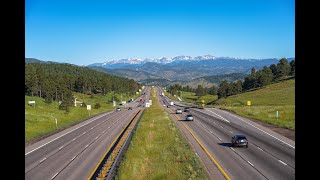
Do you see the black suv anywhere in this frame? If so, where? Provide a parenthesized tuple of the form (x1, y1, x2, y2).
(231, 134, 248, 148)
(128, 107, 133, 110)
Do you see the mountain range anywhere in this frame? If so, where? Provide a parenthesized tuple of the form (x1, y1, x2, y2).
(87, 55, 294, 81)
(26, 55, 294, 88)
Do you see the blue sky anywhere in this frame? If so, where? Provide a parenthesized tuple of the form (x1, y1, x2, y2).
(25, 0, 295, 65)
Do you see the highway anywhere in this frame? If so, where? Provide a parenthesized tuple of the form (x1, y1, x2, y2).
(25, 87, 151, 180)
(157, 87, 295, 180)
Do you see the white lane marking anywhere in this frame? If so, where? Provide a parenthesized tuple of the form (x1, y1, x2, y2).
(72, 156, 76, 160)
(90, 127, 94, 130)
(59, 146, 64, 150)
(230, 147, 235, 152)
(204, 109, 230, 123)
(82, 132, 86, 135)
(51, 172, 59, 179)
(85, 144, 89, 148)
(278, 160, 287, 166)
(220, 110, 295, 149)
(95, 136, 98, 140)
(39, 157, 47, 163)
(247, 161, 254, 167)
(103, 130, 106, 133)
(25, 112, 112, 155)
(257, 147, 263, 151)
(218, 137, 222, 141)
(72, 138, 76, 141)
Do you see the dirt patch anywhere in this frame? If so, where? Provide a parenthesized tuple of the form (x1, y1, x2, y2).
(248, 118, 295, 141)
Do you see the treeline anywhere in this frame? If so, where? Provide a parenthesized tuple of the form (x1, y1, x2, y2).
(217, 58, 295, 98)
(167, 84, 217, 97)
(25, 63, 141, 104)
(167, 58, 295, 100)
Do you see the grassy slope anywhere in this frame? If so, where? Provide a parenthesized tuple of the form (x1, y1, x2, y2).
(214, 79, 295, 130)
(164, 90, 218, 106)
(117, 88, 207, 180)
(25, 92, 140, 143)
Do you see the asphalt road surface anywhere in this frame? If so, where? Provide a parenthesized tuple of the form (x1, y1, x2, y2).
(25, 87, 151, 180)
(157, 87, 295, 180)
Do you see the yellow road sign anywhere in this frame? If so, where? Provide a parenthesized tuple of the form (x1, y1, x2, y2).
(247, 101, 251, 106)
(202, 100, 205, 103)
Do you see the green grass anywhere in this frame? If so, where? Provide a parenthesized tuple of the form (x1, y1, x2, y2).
(213, 79, 295, 130)
(180, 91, 218, 105)
(117, 88, 207, 180)
(163, 90, 218, 106)
(25, 91, 141, 143)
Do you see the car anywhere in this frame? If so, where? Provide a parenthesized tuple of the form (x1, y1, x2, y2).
(185, 114, 194, 121)
(184, 108, 190, 112)
(116, 107, 121, 111)
(231, 134, 248, 148)
(163, 104, 166, 107)
(128, 107, 133, 110)
(167, 105, 170, 108)
(176, 109, 182, 114)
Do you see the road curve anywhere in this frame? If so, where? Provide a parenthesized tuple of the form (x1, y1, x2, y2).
(157, 87, 295, 180)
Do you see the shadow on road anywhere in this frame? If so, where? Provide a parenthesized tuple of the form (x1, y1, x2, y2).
(218, 143, 233, 147)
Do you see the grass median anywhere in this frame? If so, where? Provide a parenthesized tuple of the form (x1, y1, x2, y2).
(117, 88, 207, 180)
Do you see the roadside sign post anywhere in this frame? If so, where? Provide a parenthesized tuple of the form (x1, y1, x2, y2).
(55, 118, 58, 129)
(202, 100, 205, 109)
(276, 111, 278, 120)
(247, 101, 251, 113)
(28, 100, 35, 108)
(87, 105, 91, 116)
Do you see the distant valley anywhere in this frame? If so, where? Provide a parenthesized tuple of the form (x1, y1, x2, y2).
(26, 55, 294, 88)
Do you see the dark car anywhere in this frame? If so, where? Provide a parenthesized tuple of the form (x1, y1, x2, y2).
(231, 134, 248, 148)
(184, 108, 190, 112)
(167, 105, 170, 108)
(128, 107, 133, 110)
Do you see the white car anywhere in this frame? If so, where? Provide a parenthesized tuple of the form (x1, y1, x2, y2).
(185, 114, 194, 121)
(176, 109, 182, 114)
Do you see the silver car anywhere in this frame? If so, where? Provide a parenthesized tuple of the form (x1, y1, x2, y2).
(185, 114, 194, 121)
(176, 109, 182, 114)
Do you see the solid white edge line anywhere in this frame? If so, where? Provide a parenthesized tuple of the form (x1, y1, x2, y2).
(230, 147, 235, 151)
(278, 160, 287, 166)
(25, 112, 111, 155)
(247, 161, 254, 167)
(205, 109, 230, 123)
(72, 156, 76, 160)
(85, 144, 89, 148)
(72, 138, 76, 141)
(39, 157, 47, 163)
(257, 147, 263, 151)
(51, 172, 59, 179)
(59, 146, 64, 150)
(222, 111, 295, 149)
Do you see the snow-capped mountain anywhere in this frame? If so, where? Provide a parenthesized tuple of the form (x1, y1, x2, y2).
(90, 54, 217, 66)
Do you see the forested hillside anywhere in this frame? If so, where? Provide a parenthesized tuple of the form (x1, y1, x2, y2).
(25, 63, 141, 104)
